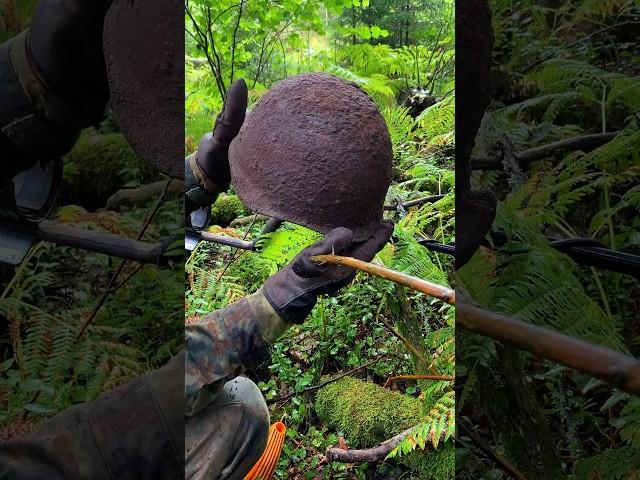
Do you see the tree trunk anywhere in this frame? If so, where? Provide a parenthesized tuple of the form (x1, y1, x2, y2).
(351, 4, 356, 45)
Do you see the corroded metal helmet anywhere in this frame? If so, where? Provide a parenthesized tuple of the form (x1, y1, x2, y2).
(103, 0, 183, 179)
(229, 73, 393, 240)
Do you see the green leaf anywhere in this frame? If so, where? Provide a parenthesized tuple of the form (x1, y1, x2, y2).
(23, 403, 57, 414)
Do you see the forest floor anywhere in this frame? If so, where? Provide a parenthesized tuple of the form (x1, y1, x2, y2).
(185, 85, 456, 478)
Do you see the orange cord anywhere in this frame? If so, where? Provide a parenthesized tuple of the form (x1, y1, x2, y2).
(244, 422, 287, 480)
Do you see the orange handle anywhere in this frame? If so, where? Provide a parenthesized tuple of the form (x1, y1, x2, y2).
(244, 422, 287, 480)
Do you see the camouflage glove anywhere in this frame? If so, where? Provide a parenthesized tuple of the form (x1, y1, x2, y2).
(263, 222, 394, 324)
(186, 79, 247, 211)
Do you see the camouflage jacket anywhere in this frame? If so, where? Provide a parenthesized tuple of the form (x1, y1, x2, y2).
(185, 288, 289, 417)
(0, 291, 289, 480)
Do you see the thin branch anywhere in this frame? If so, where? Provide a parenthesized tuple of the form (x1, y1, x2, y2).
(76, 180, 174, 339)
(251, 1, 305, 88)
(377, 314, 429, 366)
(383, 374, 454, 388)
(457, 302, 640, 397)
(229, 0, 244, 84)
(269, 358, 382, 404)
(185, 5, 225, 99)
(109, 263, 146, 294)
(459, 419, 529, 480)
(206, 7, 227, 97)
(311, 255, 455, 304)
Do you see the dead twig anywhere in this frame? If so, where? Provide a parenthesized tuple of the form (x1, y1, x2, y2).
(310, 255, 455, 304)
(459, 418, 529, 480)
(269, 358, 382, 404)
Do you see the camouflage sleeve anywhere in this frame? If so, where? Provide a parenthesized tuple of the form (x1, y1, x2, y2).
(185, 288, 290, 417)
(0, 356, 184, 480)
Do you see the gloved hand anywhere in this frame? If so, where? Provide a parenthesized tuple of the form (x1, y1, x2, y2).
(263, 222, 394, 324)
(29, 0, 116, 124)
(195, 79, 248, 192)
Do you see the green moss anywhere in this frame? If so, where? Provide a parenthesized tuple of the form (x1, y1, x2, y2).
(210, 193, 247, 226)
(315, 377, 454, 479)
(404, 442, 455, 480)
(315, 377, 425, 447)
(61, 132, 157, 209)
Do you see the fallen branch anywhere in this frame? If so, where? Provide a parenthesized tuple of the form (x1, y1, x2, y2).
(471, 132, 619, 170)
(311, 255, 455, 304)
(383, 374, 454, 389)
(326, 426, 449, 464)
(457, 302, 640, 397)
(326, 427, 416, 463)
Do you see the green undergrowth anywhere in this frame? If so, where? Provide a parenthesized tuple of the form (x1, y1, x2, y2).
(61, 132, 157, 210)
(0, 124, 183, 432)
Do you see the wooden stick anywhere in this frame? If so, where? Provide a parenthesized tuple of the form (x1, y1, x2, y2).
(310, 255, 455, 304)
(383, 374, 454, 388)
(457, 303, 640, 397)
(311, 257, 640, 396)
(326, 426, 450, 464)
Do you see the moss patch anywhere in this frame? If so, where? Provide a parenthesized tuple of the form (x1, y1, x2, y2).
(210, 193, 248, 227)
(315, 376, 425, 448)
(404, 442, 455, 480)
(315, 377, 454, 478)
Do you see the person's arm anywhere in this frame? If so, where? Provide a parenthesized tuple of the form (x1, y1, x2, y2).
(185, 289, 288, 417)
(184, 224, 393, 417)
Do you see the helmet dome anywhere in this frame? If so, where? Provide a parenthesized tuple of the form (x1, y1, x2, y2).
(229, 73, 392, 240)
(103, 0, 183, 179)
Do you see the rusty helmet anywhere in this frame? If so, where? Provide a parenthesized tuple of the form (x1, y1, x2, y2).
(229, 73, 393, 240)
(103, 0, 183, 179)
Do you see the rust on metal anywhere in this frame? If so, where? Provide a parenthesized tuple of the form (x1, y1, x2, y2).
(103, 0, 184, 179)
(229, 73, 393, 240)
